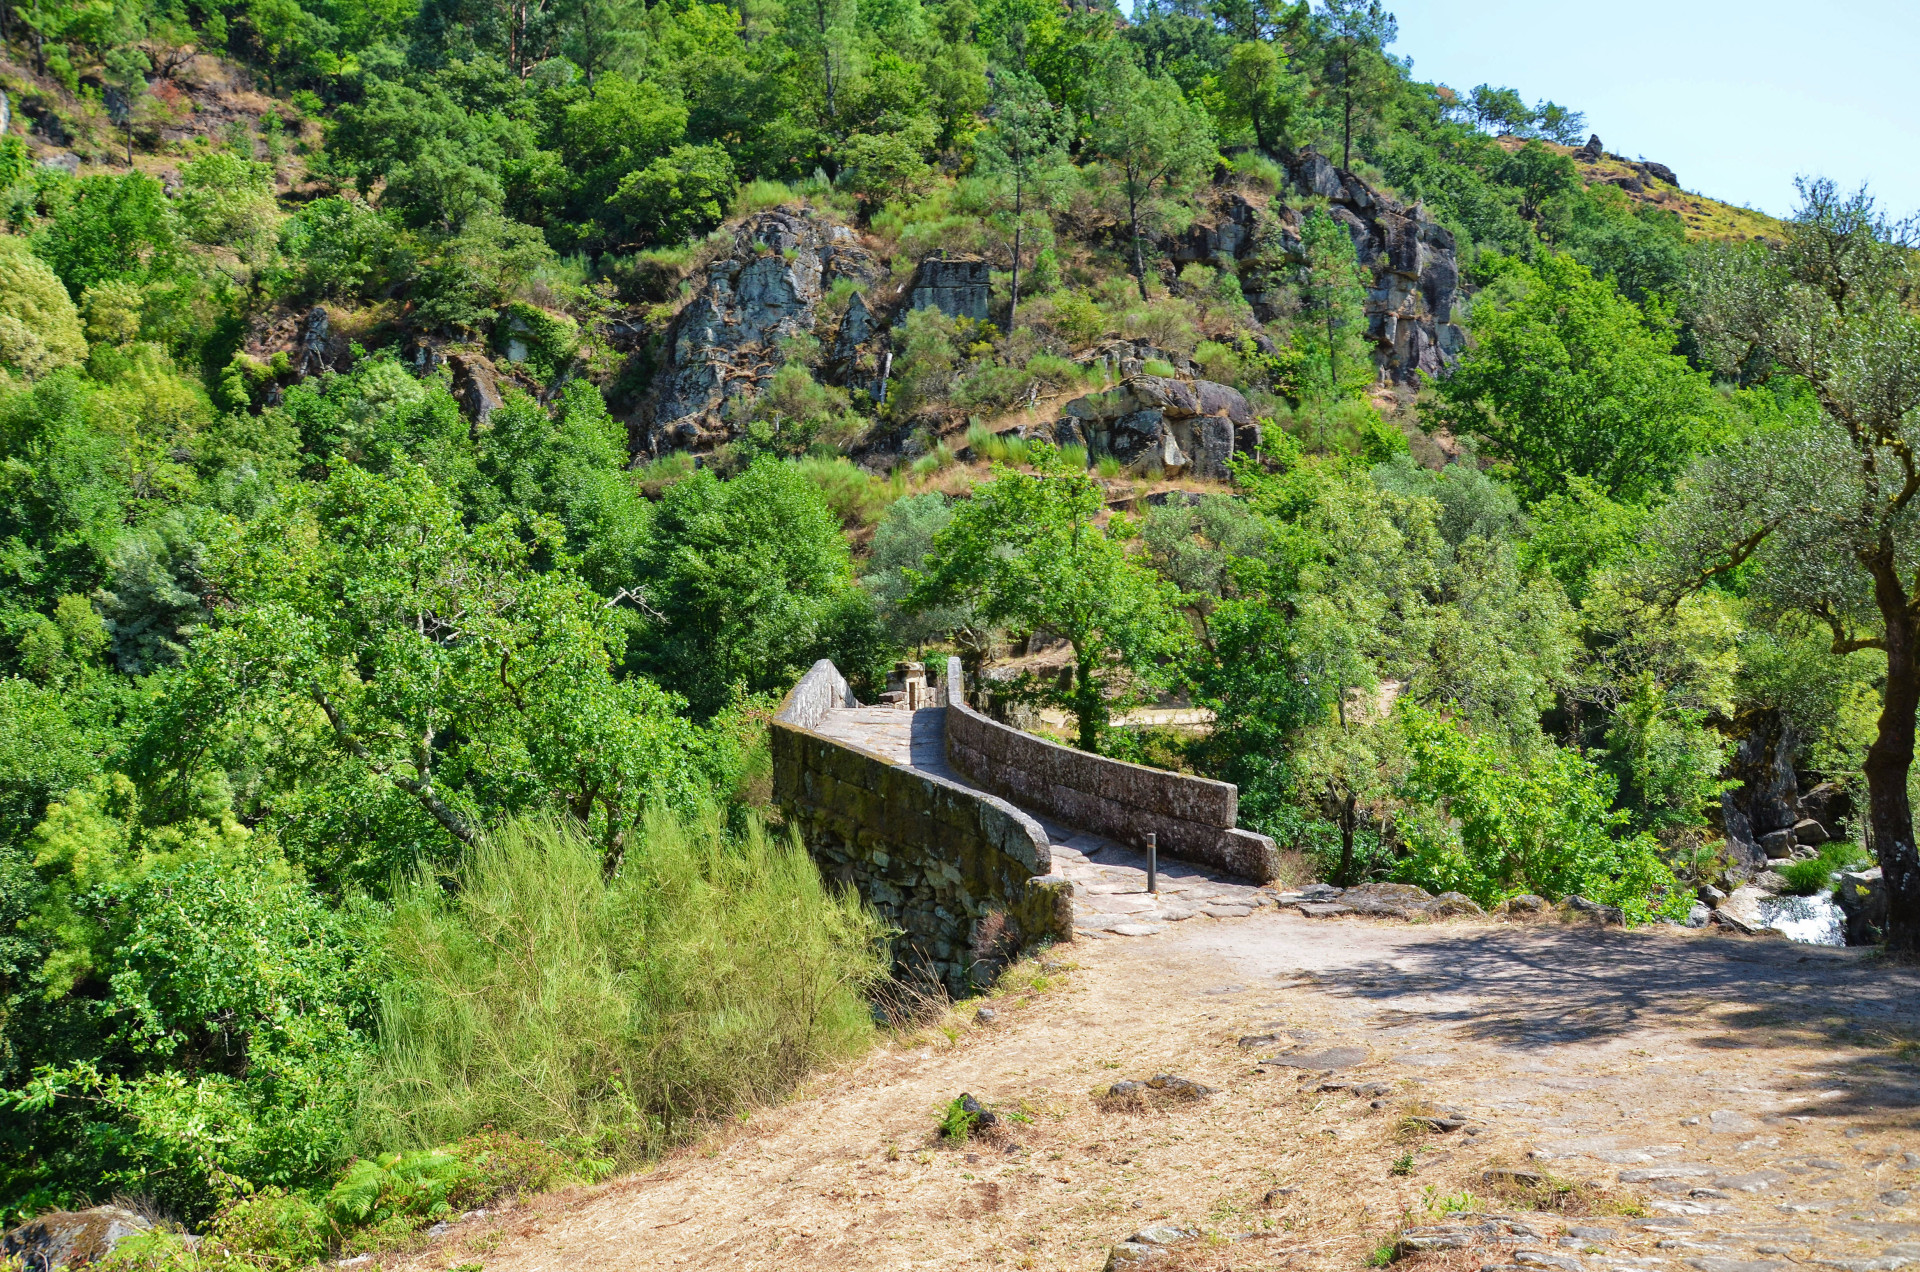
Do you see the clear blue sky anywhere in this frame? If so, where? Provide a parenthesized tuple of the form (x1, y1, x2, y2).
(1384, 0, 1920, 219)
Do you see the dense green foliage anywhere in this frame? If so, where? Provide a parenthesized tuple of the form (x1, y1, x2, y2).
(363, 810, 884, 1160)
(0, 0, 1908, 1238)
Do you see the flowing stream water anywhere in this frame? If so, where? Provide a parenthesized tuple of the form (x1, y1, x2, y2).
(1758, 889, 1847, 945)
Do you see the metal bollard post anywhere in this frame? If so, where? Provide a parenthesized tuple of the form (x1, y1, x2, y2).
(1147, 831, 1157, 894)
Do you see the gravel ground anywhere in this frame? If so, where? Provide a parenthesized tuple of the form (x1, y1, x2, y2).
(400, 909, 1920, 1272)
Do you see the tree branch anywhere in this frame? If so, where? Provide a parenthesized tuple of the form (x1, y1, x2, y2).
(313, 689, 477, 846)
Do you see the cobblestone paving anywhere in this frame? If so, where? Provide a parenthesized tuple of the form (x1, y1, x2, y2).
(809, 705, 1275, 941)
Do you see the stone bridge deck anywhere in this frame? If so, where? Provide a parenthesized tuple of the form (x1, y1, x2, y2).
(811, 706, 1275, 937)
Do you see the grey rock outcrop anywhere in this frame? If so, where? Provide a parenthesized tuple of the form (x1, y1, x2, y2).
(1637, 159, 1679, 188)
(907, 257, 991, 323)
(1834, 866, 1886, 945)
(448, 353, 505, 424)
(1573, 133, 1604, 162)
(647, 208, 882, 451)
(1173, 149, 1466, 386)
(3, 1206, 155, 1271)
(1058, 375, 1255, 478)
(1719, 710, 1803, 873)
(293, 305, 331, 379)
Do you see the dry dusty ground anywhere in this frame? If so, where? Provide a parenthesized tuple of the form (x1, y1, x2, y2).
(404, 911, 1920, 1272)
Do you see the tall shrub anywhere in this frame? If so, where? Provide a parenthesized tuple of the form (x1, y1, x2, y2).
(359, 809, 885, 1161)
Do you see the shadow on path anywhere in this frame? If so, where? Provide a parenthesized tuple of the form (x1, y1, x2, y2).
(1212, 917, 1920, 1120)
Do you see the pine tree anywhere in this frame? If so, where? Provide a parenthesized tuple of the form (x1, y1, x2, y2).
(1296, 206, 1374, 398)
(976, 70, 1072, 326)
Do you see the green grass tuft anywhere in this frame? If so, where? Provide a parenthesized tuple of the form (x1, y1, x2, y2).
(359, 809, 887, 1167)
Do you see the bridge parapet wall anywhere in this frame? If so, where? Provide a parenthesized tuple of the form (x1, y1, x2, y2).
(942, 657, 1279, 883)
(772, 660, 1072, 996)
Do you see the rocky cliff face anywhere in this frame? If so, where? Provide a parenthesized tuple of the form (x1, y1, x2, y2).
(1053, 375, 1256, 480)
(1167, 149, 1466, 386)
(646, 209, 884, 452)
(642, 152, 1469, 460)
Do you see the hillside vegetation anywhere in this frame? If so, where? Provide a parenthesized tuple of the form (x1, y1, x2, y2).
(0, 0, 1917, 1263)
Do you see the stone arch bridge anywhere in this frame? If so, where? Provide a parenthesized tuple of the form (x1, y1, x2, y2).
(772, 657, 1279, 994)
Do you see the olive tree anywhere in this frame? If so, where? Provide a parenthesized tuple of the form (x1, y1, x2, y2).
(1667, 179, 1920, 949)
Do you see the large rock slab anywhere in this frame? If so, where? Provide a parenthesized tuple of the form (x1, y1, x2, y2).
(907, 257, 991, 323)
(2, 1206, 154, 1271)
(647, 208, 882, 450)
(1058, 375, 1254, 478)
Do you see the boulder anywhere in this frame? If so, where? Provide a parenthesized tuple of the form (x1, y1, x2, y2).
(907, 256, 991, 324)
(1833, 866, 1886, 945)
(2, 1206, 154, 1271)
(1496, 894, 1549, 916)
(1573, 133, 1604, 162)
(1057, 375, 1255, 476)
(1713, 885, 1773, 935)
(1429, 891, 1485, 918)
(1638, 160, 1680, 187)
(1563, 895, 1625, 925)
(647, 209, 882, 450)
(1760, 828, 1797, 860)
(1791, 817, 1830, 847)
(1799, 781, 1853, 832)
(1719, 710, 1803, 871)
(447, 353, 505, 425)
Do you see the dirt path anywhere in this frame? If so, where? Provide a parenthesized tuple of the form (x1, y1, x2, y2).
(413, 912, 1920, 1272)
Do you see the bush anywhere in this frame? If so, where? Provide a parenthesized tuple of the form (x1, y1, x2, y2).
(0, 235, 86, 377)
(1776, 840, 1871, 896)
(358, 810, 885, 1164)
(611, 143, 738, 246)
(1395, 706, 1689, 922)
(793, 455, 901, 528)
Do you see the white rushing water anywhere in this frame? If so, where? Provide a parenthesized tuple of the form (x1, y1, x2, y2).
(1758, 890, 1847, 946)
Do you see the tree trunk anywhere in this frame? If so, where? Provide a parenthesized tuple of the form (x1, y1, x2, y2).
(1339, 45, 1354, 169)
(1073, 646, 1106, 752)
(1009, 221, 1022, 329)
(1337, 791, 1356, 884)
(1127, 179, 1147, 302)
(1008, 175, 1023, 328)
(1865, 558, 1920, 951)
(1342, 88, 1353, 169)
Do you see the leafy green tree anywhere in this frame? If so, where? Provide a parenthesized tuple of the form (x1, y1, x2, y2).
(558, 0, 644, 89)
(608, 142, 738, 246)
(632, 457, 888, 719)
(974, 69, 1071, 325)
(862, 493, 986, 658)
(102, 47, 150, 167)
(906, 445, 1188, 749)
(1317, 0, 1395, 169)
(2, 775, 378, 1221)
(0, 375, 128, 655)
(1220, 39, 1295, 154)
(155, 463, 708, 874)
(1465, 83, 1528, 134)
(33, 173, 179, 298)
(1667, 180, 1920, 949)
(837, 120, 937, 217)
(1396, 704, 1689, 921)
(1084, 47, 1215, 302)
(1496, 140, 1579, 221)
(0, 237, 86, 378)
(1294, 206, 1373, 398)
(1435, 251, 1719, 504)
(175, 153, 281, 264)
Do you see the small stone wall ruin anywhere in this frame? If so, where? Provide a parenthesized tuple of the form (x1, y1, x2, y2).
(771, 660, 1073, 995)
